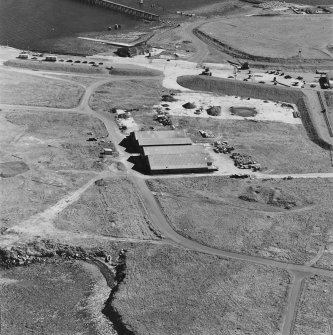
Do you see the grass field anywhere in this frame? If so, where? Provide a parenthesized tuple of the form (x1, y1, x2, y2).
(147, 177, 333, 265)
(89, 78, 164, 111)
(4, 110, 111, 170)
(293, 276, 333, 334)
(0, 69, 84, 108)
(112, 244, 290, 335)
(0, 260, 110, 335)
(175, 117, 332, 174)
(55, 177, 156, 239)
(0, 110, 113, 228)
(199, 16, 333, 59)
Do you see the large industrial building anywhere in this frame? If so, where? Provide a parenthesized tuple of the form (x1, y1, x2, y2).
(130, 130, 217, 174)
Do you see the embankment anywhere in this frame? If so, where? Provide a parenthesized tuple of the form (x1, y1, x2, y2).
(177, 75, 333, 149)
(193, 28, 333, 69)
(4, 59, 107, 74)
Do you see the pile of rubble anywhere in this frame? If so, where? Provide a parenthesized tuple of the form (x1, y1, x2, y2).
(231, 152, 261, 171)
(0, 240, 108, 268)
(154, 110, 173, 126)
(213, 141, 234, 154)
(199, 130, 215, 138)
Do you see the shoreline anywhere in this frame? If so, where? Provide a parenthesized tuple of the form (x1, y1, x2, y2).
(2, 0, 245, 56)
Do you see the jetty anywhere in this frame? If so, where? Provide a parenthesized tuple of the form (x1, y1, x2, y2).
(76, 0, 160, 21)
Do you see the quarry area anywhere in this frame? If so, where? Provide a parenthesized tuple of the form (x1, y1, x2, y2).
(0, 1, 333, 334)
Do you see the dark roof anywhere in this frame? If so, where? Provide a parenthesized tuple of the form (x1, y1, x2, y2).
(148, 152, 211, 171)
(143, 144, 206, 156)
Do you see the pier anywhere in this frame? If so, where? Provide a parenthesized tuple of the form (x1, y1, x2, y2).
(77, 0, 160, 21)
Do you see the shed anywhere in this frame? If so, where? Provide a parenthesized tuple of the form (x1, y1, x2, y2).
(142, 144, 206, 157)
(146, 152, 216, 174)
(130, 130, 192, 151)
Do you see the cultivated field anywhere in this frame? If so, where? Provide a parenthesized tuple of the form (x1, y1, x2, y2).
(293, 276, 333, 334)
(89, 78, 164, 111)
(199, 15, 333, 59)
(0, 69, 84, 108)
(112, 244, 290, 335)
(55, 177, 156, 239)
(147, 177, 333, 265)
(0, 260, 111, 335)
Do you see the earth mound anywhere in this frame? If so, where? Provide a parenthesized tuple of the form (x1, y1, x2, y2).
(207, 106, 221, 116)
(183, 102, 196, 109)
(239, 185, 300, 209)
(0, 161, 29, 178)
(162, 94, 177, 102)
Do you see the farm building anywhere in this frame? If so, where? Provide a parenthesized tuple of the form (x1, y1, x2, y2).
(130, 130, 217, 174)
(146, 152, 217, 174)
(142, 144, 206, 157)
(130, 130, 192, 151)
(116, 44, 151, 57)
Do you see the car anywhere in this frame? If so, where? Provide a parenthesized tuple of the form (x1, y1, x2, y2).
(74, 60, 81, 63)
(89, 61, 95, 64)
(31, 57, 38, 60)
(66, 59, 73, 62)
(82, 61, 87, 64)
(98, 62, 103, 65)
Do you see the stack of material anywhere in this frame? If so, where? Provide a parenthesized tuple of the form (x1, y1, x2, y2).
(231, 152, 261, 171)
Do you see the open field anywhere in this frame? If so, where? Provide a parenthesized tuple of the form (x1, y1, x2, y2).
(3, 110, 112, 170)
(293, 276, 333, 334)
(147, 177, 333, 265)
(4, 59, 108, 74)
(0, 169, 94, 229)
(175, 117, 332, 174)
(0, 110, 115, 228)
(112, 244, 290, 335)
(89, 78, 164, 111)
(0, 69, 84, 108)
(199, 15, 333, 60)
(0, 260, 111, 335)
(55, 177, 156, 239)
